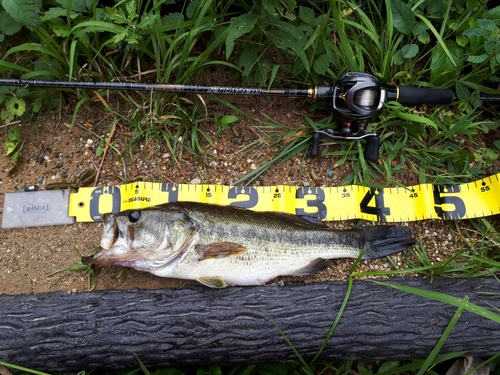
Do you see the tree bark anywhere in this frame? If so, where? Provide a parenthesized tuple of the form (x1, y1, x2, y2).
(1, 277, 499, 372)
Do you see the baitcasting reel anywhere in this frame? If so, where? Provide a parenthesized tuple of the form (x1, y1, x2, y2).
(310, 72, 388, 161)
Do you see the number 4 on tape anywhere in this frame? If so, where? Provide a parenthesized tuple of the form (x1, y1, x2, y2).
(359, 188, 390, 222)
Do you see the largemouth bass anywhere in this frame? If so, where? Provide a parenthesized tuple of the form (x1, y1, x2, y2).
(82, 202, 416, 287)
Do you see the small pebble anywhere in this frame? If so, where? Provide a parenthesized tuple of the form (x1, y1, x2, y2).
(56, 162, 63, 168)
(37, 176, 45, 184)
(230, 137, 243, 145)
(326, 168, 334, 178)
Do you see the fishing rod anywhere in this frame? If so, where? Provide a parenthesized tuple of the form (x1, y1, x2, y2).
(1, 72, 498, 160)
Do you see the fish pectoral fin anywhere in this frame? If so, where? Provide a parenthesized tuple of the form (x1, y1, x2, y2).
(195, 242, 246, 261)
(291, 258, 330, 276)
(197, 276, 228, 288)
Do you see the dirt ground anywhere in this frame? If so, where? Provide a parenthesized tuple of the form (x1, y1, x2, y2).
(0, 90, 498, 295)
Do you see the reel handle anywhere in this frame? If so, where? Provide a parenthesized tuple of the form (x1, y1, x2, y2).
(364, 135, 379, 161)
(310, 132, 321, 158)
(396, 86, 455, 105)
(309, 131, 379, 161)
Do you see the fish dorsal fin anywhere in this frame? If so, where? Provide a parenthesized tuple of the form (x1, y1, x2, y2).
(197, 276, 228, 288)
(265, 212, 328, 228)
(195, 242, 246, 261)
(291, 258, 330, 276)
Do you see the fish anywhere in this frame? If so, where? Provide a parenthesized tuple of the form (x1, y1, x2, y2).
(82, 202, 416, 288)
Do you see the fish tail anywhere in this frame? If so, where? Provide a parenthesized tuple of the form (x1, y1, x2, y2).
(359, 225, 416, 259)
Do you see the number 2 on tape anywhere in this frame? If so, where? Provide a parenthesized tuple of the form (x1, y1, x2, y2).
(228, 186, 258, 208)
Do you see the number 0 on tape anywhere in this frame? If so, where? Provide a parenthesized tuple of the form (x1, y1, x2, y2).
(69, 173, 500, 223)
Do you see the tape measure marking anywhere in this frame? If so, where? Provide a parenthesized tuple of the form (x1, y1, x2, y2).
(68, 173, 500, 222)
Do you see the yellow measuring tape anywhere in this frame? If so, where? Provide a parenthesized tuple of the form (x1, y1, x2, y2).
(69, 173, 500, 223)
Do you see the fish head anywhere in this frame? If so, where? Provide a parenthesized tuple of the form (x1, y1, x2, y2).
(82, 206, 196, 272)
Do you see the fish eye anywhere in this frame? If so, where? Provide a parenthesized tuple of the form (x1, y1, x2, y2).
(128, 211, 141, 223)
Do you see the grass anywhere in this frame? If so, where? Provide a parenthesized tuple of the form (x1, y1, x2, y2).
(49, 248, 99, 291)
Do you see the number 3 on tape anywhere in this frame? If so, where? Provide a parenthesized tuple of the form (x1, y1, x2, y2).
(295, 187, 327, 221)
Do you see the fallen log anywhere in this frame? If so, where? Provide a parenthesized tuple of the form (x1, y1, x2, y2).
(1, 277, 499, 372)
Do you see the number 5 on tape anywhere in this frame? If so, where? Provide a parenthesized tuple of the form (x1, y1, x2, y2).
(433, 185, 466, 220)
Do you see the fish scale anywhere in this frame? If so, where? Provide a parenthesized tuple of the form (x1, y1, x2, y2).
(82, 202, 416, 287)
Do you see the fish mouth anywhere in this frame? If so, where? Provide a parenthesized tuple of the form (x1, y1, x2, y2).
(82, 213, 134, 266)
(81, 253, 141, 268)
(81, 255, 97, 265)
(81, 243, 130, 266)
(100, 213, 118, 250)
(81, 254, 120, 266)
(81, 244, 147, 268)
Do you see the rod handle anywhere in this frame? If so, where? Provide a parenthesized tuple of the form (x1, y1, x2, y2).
(397, 86, 455, 105)
(310, 132, 321, 158)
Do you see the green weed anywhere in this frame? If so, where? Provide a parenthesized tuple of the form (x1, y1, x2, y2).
(50, 248, 99, 291)
(0, 360, 50, 375)
(2, 125, 23, 173)
(215, 115, 239, 135)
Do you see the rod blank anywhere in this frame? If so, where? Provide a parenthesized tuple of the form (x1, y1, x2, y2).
(0, 78, 334, 99)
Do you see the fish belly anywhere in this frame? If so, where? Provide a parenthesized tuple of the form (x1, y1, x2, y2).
(153, 239, 362, 285)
